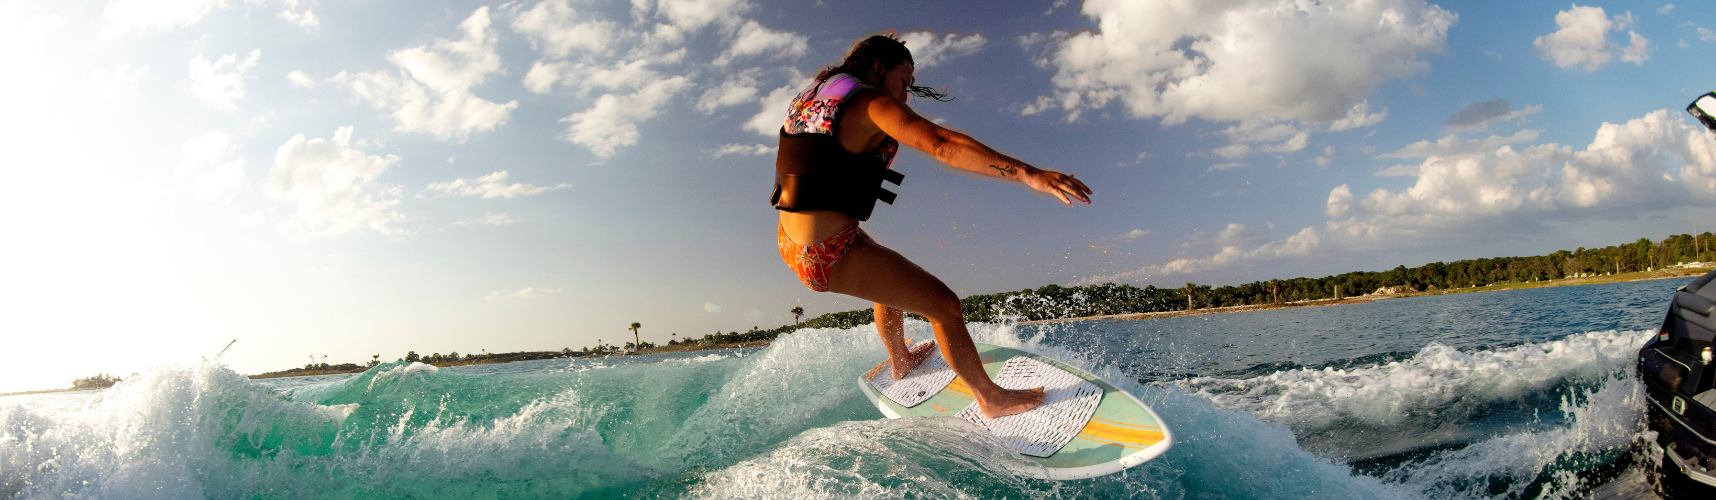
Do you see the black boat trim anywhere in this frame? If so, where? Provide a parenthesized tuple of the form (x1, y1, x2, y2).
(1667, 443, 1716, 487)
(1648, 395, 1716, 446)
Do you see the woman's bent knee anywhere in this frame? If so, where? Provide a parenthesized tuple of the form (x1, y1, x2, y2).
(921, 288, 965, 324)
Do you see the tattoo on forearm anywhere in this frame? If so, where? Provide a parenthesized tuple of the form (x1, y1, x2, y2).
(988, 164, 1016, 178)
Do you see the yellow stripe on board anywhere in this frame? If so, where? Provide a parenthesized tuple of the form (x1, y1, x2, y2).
(945, 377, 976, 400)
(1077, 419, 1166, 447)
(1088, 415, 1161, 431)
(1077, 433, 1147, 450)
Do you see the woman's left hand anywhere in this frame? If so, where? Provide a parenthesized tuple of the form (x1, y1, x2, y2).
(1022, 167, 1093, 206)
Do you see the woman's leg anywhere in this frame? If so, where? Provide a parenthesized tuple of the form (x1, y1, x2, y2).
(874, 303, 937, 379)
(829, 232, 1044, 418)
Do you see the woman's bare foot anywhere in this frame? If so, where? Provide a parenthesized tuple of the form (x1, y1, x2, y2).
(891, 341, 938, 379)
(975, 387, 1046, 418)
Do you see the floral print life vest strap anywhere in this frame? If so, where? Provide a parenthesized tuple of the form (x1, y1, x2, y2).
(782, 73, 899, 168)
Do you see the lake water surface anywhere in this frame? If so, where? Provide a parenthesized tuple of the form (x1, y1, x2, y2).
(0, 278, 1686, 499)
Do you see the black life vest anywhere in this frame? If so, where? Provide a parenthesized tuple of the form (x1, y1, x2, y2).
(772, 130, 904, 221)
(769, 74, 904, 221)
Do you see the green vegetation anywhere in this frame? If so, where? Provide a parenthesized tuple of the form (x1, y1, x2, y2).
(71, 373, 121, 390)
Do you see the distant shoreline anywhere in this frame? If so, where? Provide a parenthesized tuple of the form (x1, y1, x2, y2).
(243, 339, 774, 380)
(1018, 266, 1711, 326)
(6, 267, 1705, 393)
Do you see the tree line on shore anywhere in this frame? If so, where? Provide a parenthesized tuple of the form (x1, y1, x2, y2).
(71, 374, 121, 390)
(767, 231, 1716, 329)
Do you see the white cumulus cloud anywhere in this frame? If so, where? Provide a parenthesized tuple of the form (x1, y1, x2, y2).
(277, 0, 317, 30)
(1350, 111, 1712, 227)
(715, 20, 807, 66)
(1326, 185, 1353, 217)
(1532, 5, 1651, 71)
(423, 171, 570, 198)
(286, 70, 316, 88)
(564, 77, 692, 159)
(1211, 121, 1309, 161)
(744, 80, 800, 136)
(334, 8, 518, 141)
(1327, 100, 1388, 131)
(188, 49, 259, 110)
(1081, 109, 1716, 283)
(1379, 129, 1542, 158)
(899, 30, 987, 68)
(1025, 0, 1454, 125)
(1115, 229, 1150, 243)
(711, 143, 774, 157)
(698, 69, 761, 113)
(1620, 30, 1653, 64)
(510, 0, 617, 59)
(508, 0, 806, 157)
(634, 0, 749, 33)
(264, 126, 406, 239)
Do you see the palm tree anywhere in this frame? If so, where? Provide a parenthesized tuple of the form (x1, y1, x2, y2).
(791, 306, 804, 324)
(630, 322, 641, 352)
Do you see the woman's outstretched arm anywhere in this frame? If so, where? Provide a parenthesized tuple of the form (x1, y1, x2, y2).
(858, 92, 1093, 206)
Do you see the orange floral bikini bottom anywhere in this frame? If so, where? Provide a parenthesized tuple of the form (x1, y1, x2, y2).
(778, 222, 862, 292)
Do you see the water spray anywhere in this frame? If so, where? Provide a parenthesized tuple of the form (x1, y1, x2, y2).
(212, 339, 236, 361)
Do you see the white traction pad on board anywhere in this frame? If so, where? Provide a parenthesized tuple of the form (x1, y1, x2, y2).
(954, 356, 1103, 458)
(868, 341, 956, 408)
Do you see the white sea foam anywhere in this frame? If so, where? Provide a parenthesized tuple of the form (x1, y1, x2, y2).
(366, 361, 441, 392)
(659, 326, 890, 465)
(1169, 330, 1648, 430)
(1166, 329, 1654, 497)
(0, 362, 354, 499)
(1379, 367, 1643, 499)
(679, 353, 733, 364)
(688, 419, 1051, 500)
(0, 359, 659, 499)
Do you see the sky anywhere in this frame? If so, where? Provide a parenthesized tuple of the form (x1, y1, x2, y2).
(2, 0, 1715, 392)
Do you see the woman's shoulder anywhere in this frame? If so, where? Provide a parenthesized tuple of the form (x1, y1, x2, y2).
(795, 73, 872, 104)
(784, 73, 878, 135)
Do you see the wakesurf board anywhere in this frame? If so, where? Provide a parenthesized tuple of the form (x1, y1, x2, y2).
(856, 341, 1172, 480)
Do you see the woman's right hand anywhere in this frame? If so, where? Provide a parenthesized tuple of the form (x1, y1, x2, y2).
(1021, 167, 1093, 206)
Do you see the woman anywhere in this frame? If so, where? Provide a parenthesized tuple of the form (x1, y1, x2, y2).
(773, 35, 1092, 418)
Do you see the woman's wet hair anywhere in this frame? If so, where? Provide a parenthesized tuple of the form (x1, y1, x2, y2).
(814, 34, 953, 102)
